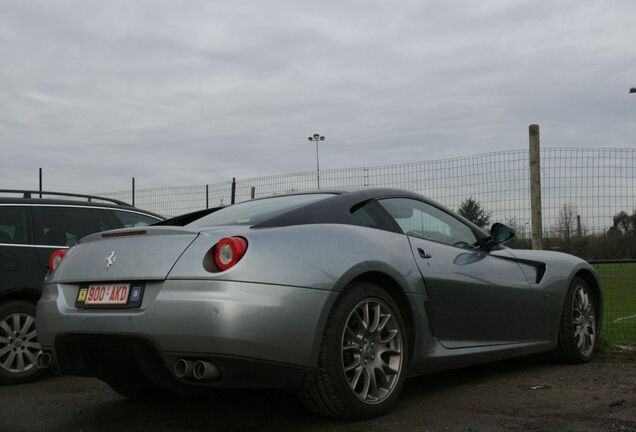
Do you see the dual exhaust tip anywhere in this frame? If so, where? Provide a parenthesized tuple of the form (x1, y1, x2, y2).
(37, 352, 219, 382)
(174, 358, 220, 381)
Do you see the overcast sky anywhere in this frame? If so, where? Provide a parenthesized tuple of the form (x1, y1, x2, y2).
(1, 0, 635, 194)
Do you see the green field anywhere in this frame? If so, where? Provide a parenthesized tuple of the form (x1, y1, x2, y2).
(593, 262, 636, 345)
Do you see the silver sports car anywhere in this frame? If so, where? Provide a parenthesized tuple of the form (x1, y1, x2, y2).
(36, 188, 601, 419)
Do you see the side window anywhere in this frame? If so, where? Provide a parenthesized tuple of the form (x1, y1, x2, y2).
(113, 210, 160, 228)
(379, 198, 477, 247)
(0, 206, 31, 245)
(33, 207, 118, 247)
(350, 201, 401, 232)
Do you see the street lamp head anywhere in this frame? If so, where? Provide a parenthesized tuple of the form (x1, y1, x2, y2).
(308, 133, 325, 142)
(630, 87, 636, 94)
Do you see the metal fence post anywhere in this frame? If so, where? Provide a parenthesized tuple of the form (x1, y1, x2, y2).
(250, 186, 255, 200)
(231, 177, 236, 205)
(132, 177, 135, 207)
(529, 124, 543, 250)
(206, 184, 209, 209)
(38, 168, 42, 198)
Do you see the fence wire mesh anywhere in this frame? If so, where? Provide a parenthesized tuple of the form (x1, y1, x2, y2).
(99, 147, 636, 344)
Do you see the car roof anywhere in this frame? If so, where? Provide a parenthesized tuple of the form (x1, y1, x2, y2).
(246, 187, 425, 201)
(246, 187, 489, 239)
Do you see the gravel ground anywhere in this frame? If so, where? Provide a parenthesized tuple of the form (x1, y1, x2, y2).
(0, 350, 634, 432)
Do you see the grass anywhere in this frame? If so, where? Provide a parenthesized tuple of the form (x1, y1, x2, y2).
(593, 262, 636, 345)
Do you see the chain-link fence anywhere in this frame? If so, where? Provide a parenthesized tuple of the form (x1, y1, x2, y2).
(99, 147, 636, 344)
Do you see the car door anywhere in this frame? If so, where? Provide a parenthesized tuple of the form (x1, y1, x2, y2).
(378, 197, 530, 348)
(31, 205, 118, 274)
(0, 205, 43, 295)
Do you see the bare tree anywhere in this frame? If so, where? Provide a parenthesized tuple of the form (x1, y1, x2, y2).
(557, 204, 577, 240)
(505, 217, 522, 236)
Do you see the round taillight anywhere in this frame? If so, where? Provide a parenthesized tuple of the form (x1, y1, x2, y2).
(48, 249, 67, 272)
(214, 237, 248, 271)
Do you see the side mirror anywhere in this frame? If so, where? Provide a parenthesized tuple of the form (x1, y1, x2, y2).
(490, 223, 515, 245)
(478, 223, 515, 251)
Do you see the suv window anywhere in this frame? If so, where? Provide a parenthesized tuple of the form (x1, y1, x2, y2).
(0, 206, 31, 245)
(33, 206, 117, 247)
(113, 210, 160, 228)
(379, 198, 477, 247)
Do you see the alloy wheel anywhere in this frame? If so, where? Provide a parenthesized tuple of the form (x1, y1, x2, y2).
(341, 298, 403, 404)
(0, 313, 41, 373)
(572, 286, 596, 357)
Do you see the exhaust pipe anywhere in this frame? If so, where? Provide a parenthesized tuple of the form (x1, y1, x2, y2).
(174, 359, 194, 379)
(192, 360, 220, 381)
(36, 352, 52, 369)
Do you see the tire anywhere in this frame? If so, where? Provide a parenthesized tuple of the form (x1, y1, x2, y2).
(301, 282, 408, 419)
(0, 300, 44, 384)
(554, 277, 598, 363)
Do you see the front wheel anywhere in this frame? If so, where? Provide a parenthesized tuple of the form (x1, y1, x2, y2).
(301, 282, 408, 419)
(554, 277, 598, 363)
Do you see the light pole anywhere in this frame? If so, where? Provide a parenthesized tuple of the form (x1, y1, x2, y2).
(307, 133, 325, 189)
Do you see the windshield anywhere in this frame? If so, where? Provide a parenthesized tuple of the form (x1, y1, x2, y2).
(188, 193, 335, 227)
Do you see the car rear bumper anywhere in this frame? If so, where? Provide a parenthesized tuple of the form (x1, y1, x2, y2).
(36, 279, 337, 388)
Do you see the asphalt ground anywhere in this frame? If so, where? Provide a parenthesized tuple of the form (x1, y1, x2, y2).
(1, 350, 634, 432)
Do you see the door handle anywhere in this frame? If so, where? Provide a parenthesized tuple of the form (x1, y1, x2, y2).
(417, 248, 432, 259)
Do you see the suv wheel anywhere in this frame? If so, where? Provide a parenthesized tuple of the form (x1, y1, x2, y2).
(0, 301, 43, 384)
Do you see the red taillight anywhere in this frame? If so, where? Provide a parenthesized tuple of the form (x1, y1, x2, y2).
(48, 249, 67, 272)
(213, 237, 248, 271)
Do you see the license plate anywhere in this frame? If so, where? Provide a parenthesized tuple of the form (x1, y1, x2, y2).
(84, 283, 130, 305)
(76, 283, 144, 309)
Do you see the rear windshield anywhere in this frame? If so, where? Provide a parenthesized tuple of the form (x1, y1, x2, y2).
(188, 193, 335, 227)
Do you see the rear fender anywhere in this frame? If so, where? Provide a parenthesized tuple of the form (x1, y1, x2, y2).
(332, 261, 419, 294)
(169, 224, 424, 294)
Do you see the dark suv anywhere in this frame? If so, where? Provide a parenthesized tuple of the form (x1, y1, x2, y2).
(0, 190, 163, 384)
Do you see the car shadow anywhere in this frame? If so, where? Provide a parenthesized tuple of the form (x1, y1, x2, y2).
(60, 354, 557, 432)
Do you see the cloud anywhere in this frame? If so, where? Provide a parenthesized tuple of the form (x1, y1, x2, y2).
(1, 0, 635, 194)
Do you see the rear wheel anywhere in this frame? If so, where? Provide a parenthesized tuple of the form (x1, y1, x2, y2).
(301, 282, 408, 419)
(554, 277, 598, 363)
(0, 301, 43, 384)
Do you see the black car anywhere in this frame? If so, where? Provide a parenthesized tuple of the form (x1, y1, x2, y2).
(0, 190, 163, 384)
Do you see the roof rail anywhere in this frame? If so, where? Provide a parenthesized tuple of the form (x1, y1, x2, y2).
(0, 189, 130, 206)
